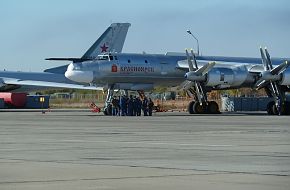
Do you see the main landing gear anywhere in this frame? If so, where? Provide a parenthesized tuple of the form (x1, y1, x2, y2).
(266, 101, 290, 115)
(187, 101, 220, 114)
(182, 49, 220, 114)
(186, 84, 220, 114)
(256, 48, 290, 116)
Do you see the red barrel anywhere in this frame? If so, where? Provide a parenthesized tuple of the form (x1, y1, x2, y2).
(0, 93, 27, 108)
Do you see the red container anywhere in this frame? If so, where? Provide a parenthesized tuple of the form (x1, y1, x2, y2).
(0, 93, 27, 108)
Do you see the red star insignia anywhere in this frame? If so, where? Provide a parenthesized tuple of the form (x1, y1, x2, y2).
(100, 43, 108, 52)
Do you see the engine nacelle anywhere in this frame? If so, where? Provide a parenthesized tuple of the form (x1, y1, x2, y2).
(205, 66, 249, 88)
(280, 68, 290, 85)
(184, 71, 206, 82)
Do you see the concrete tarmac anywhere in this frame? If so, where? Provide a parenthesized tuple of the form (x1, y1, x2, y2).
(0, 111, 289, 190)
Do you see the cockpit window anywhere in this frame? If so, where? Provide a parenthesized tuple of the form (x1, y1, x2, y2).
(97, 54, 115, 61)
(97, 55, 109, 60)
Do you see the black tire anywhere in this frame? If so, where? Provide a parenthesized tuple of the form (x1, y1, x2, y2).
(267, 101, 279, 115)
(267, 101, 275, 115)
(193, 102, 206, 114)
(187, 101, 195, 114)
(103, 104, 112, 116)
(207, 101, 220, 114)
(281, 101, 290, 115)
(103, 109, 109, 115)
(272, 104, 279, 115)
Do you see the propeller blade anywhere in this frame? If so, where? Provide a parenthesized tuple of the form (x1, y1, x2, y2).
(195, 62, 216, 76)
(264, 48, 273, 70)
(255, 79, 267, 89)
(271, 61, 290, 75)
(190, 49, 198, 69)
(179, 80, 194, 90)
(269, 81, 279, 99)
(194, 82, 203, 103)
(260, 47, 269, 71)
(185, 49, 194, 72)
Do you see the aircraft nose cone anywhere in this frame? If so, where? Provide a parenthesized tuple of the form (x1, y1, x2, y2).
(65, 63, 94, 83)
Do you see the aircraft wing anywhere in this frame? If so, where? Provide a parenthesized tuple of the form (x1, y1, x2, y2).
(176, 60, 190, 70)
(2, 78, 103, 91)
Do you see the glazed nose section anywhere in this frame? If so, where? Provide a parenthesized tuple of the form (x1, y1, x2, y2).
(65, 63, 94, 83)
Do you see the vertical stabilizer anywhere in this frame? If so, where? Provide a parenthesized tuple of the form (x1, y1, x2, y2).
(44, 23, 131, 74)
(81, 23, 131, 59)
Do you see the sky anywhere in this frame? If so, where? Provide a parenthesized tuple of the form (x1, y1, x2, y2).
(0, 0, 289, 71)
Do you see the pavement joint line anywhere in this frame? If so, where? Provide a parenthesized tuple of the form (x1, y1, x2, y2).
(0, 158, 289, 177)
(0, 172, 225, 185)
(58, 139, 235, 147)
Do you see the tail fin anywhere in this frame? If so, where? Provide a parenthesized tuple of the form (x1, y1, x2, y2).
(45, 23, 131, 62)
(45, 23, 130, 74)
(81, 23, 131, 59)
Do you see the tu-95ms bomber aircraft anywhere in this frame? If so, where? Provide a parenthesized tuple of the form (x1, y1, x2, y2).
(64, 48, 290, 115)
(0, 23, 130, 92)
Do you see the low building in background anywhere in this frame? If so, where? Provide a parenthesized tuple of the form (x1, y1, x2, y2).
(221, 96, 273, 112)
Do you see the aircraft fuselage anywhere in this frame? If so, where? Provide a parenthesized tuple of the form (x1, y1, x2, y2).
(66, 53, 290, 91)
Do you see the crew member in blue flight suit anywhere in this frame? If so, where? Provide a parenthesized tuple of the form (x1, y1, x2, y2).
(142, 97, 149, 116)
(127, 95, 134, 116)
(120, 95, 128, 116)
(111, 96, 119, 116)
(136, 97, 142, 116)
(132, 96, 137, 116)
(148, 98, 154, 116)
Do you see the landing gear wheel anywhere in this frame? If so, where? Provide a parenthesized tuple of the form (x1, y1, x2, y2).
(267, 101, 279, 115)
(207, 101, 220, 114)
(193, 102, 206, 114)
(272, 104, 279, 115)
(267, 101, 275, 115)
(103, 104, 112, 116)
(281, 101, 290, 115)
(104, 108, 109, 115)
(187, 101, 195, 114)
(284, 101, 290, 115)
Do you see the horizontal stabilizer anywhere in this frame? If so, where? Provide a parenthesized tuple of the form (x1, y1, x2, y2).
(45, 58, 91, 62)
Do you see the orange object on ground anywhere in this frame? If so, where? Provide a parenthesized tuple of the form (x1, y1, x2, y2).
(89, 102, 101, 113)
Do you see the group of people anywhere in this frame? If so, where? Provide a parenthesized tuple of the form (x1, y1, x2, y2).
(111, 95, 154, 116)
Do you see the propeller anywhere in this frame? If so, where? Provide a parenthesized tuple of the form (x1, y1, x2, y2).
(254, 47, 290, 89)
(184, 49, 215, 82)
(255, 47, 290, 113)
(182, 49, 215, 104)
